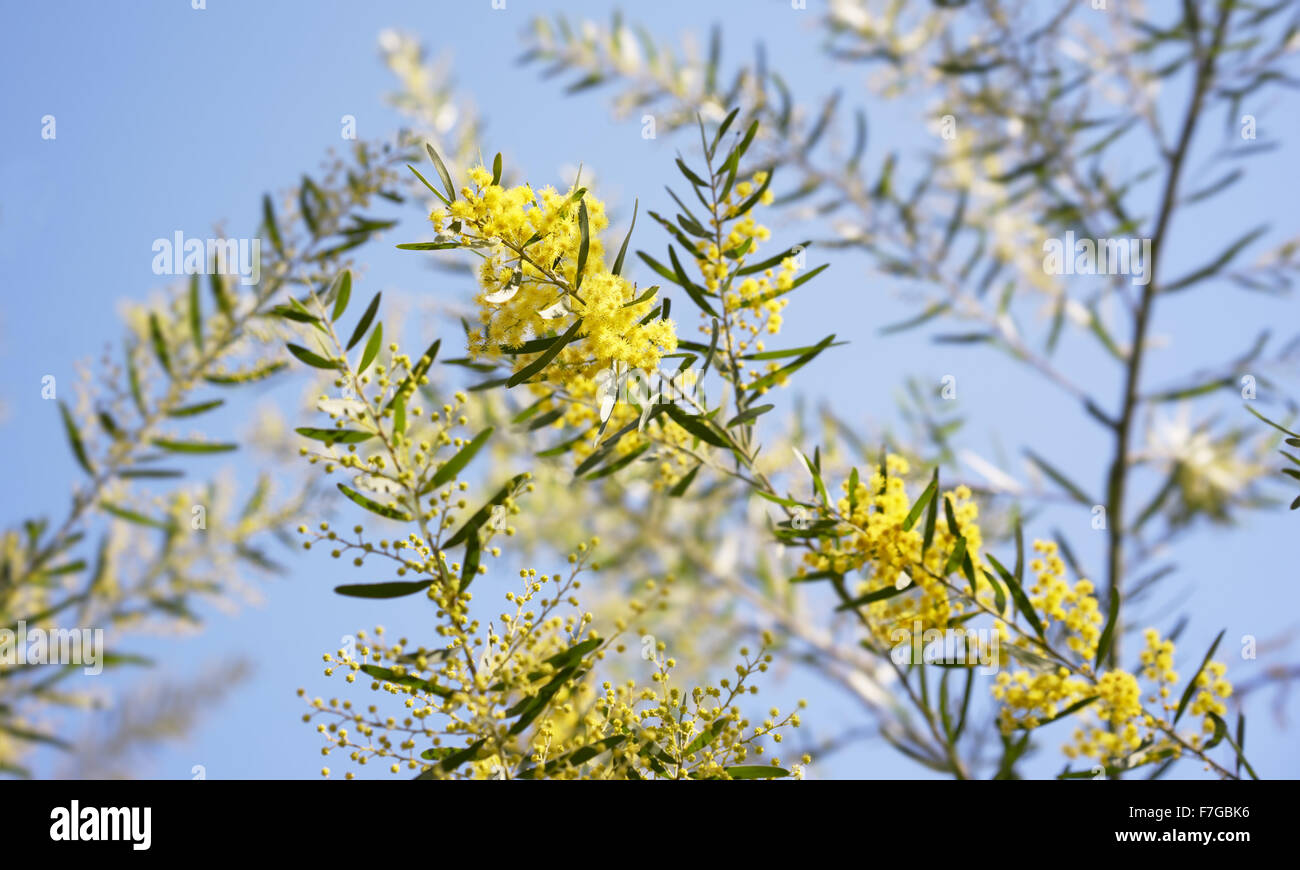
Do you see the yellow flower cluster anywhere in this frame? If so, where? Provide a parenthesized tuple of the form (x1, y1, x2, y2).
(990, 545, 1235, 768)
(797, 454, 987, 644)
(1025, 541, 1103, 663)
(431, 168, 677, 379)
(302, 552, 805, 780)
(429, 168, 701, 486)
(690, 171, 800, 391)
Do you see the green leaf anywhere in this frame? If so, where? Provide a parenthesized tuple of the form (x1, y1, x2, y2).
(746, 333, 836, 392)
(986, 552, 1045, 639)
(491, 152, 503, 186)
(1095, 584, 1122, 670)
(396, 241, 459, 251)
(611, 199, 637, 277)
(429, 427, 494, 490)
(294, 427, 374, 446)
(58, 401, 93, 476)
(665, 405, 731, 449)
(430, 739, 487, 775)
(726, 404, 773, 427)
(943, 536, 968, 576)
(126, 347, 146, 414)
(1173, 629, 1225, 725)
(881, 302, 950, 335)
(358, 321, 383, 374)
(585, 443, 650, 480)
(903, 468, 938, 532)
(921, 471, 940, 556)
(262, 193, 284, 256)
(724, 765, 789, 780)
(668, 464, 700, 497)
(151, 438, 237, 454)
(1245, 405, 1299, 437)
(148, 312, 171, 376)
(286, 343, 338, 370)
(1024, 450, 1092, 505)
(166, 399, 225, 418)
(1162, 225, 1268, 294)
(836, 584, 908, 610)
(99, 501, 175, 531)
(407, 164, 449, 206)
(675, 157, 709, 188)
(392, 394, 408, 436)
(667, 246, 719, 317)
(268, 304, 319, 324)
(1016, 696, 1099, 730)
(426, 142, 456, 202)
(575, 199, 591, 292)
(943, 493, 961, 537)
(118, 468, 183, 480)
(516, 735, 628, 779)
(203, 361, 287, 385)
(330, 270, 352, 321)
(735, 241, 812, 277)
(444, 473, 530, 549)
(682, 715, 732, 758)
(346, 292, 382, 351)
(188, 275, 203, 352)
(710, 107, 741, 156)
(508, 665, 581, 735)
(362, 664, 450, 697)
(209, 271, 233, 317)
(386, 337, 441, 410)
(334, 580, 432, 599)
(336, 482, 411, 521)
(507, 318, 583, 387)
(731, 167, 774, 217)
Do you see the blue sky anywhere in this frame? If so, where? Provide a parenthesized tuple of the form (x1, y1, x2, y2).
(2, 0, 1297, 779)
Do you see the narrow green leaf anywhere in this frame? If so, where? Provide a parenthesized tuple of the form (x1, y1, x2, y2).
(294, 427, 374, 446)
(724, 765, 789, 780)
(358, 321, 383, 374)
(575, 199, 590, 292)
(668, 464, 700, 497)
(1173, 629, 1225, 725)
(188, 275, 203, 352)
(334, 580, 433, 599)
(286, 343, 338, 370)
(611, 199, 637, 277)
(507, 318, 583, 387)
(58, 401, 93, 476)
(151, 438, 237, 454)
(726, 404, 773, 427)
(903, 468, 938, 532)
(346, 292, 382, 351)
(330, 270, 352, 322)
(1095, 584, 1122, 670)
(426, 143, 456, 202)
(986, 552, 1045, 639)
(166, 399, 225, 418)
(337, 482, 411, 522)
(430, 427, 494, 490)
(148, 313, 171, 376)
(1024, 450, 1093, 505)
(921, 470, 940, 556)
(262, 193, 284, 256)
